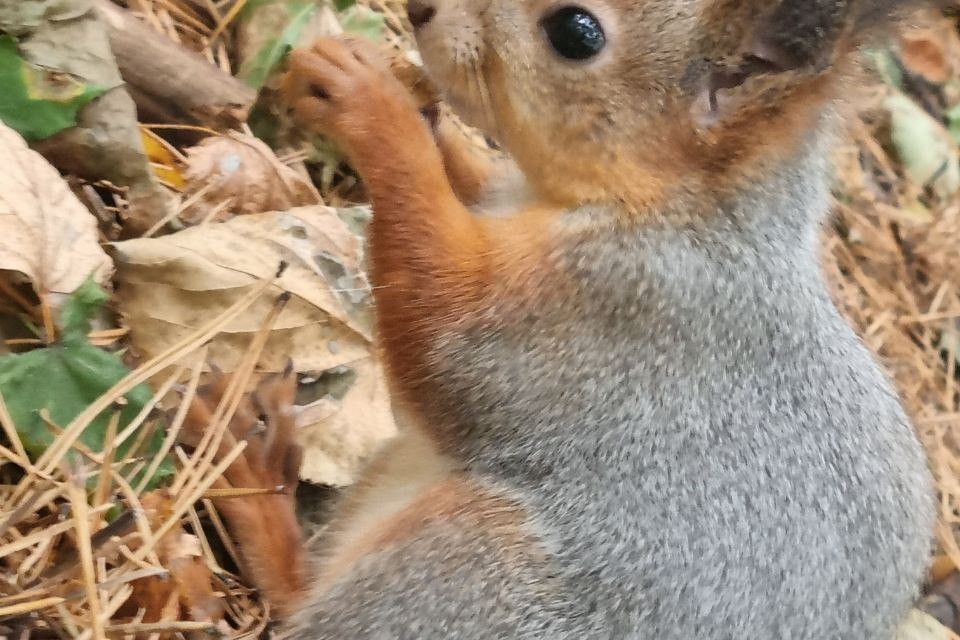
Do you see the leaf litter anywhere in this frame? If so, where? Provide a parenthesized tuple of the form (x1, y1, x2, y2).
(4, 0, 179, 235)
(112, 204, 395, 486)
(1, 0, 960, 638)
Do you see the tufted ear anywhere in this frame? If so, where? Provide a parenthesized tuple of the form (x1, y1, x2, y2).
(749, 1, 847, 72)
(749, 0, 938, 73)
(694, 0, 937, 130)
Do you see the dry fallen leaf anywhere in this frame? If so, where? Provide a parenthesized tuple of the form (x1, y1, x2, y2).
(898, 610, 960, 640)
(886, 93, 960, 201)
(901, 29, 952, 84)
(113, 205, 369, 371)
(180, 133, 322, 224)
(0, 122, 113, 300)
(297, 357, 395, 486)
(112, 205, 395, 484)
(899, 15, 960, 85)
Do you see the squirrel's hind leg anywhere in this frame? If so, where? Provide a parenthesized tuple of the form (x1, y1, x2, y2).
(179, 367, 308, 617)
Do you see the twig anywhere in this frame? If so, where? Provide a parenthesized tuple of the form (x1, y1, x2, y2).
(134, 348, 208, 494)
(39, 296, 56, 344)
(0, 387, 30, 463)
(93, 412, 120, 509)
(0, 596, 66, 617)
(0, 273, 39, 320)
(209, 0, 248, 42)
(95, 0, 255, 129)
(114, 364, 185, 449)
(66, 473, 106, 640)
(202, 487, 284, 498)
(103, 621, 224, 636)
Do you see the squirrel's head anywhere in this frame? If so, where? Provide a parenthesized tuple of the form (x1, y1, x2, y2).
(409, 0, 929, 211)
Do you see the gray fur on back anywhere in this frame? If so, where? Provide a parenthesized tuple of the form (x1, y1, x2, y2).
(288, 130, 934, 638)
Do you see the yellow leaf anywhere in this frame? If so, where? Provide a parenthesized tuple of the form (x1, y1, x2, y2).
(141, 129, 185, 189)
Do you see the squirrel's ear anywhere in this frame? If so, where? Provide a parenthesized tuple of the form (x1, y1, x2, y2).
(691, 1, 847, 129)
(747, 0, 930, 73)
(692, 0, 932, 129)
(748, 0, 848, 74)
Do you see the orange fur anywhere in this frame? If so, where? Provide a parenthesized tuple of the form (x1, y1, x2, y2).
(285, 49, 570, 415)
(369, 200, 571, 446)
(482, 46, 844, 215)
(215, 493, 308, 616)
(481, 51, 675, 212)
(434, 112, 508, 206)
(180, 370, 308, 617)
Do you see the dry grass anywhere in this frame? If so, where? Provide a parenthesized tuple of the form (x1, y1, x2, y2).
(826, 92, 960, 568)
(0, 272, 286, 636)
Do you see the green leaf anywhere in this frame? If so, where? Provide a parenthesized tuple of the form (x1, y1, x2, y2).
(60, 276, 110, 345)
(238, 0, 319, 90)
(886, 92, 960, 200)
(333, 0, 356, 10)
(339, 5, 385, 41)
(867, 47, 903, 90)
(0, 35, 108, 142)
(945, 102, 960, 145)
(238, 0, 282, 18)
(0, 279, 172, 488)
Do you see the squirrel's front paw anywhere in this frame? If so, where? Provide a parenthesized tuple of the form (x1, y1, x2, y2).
(282, 37, 422, 151)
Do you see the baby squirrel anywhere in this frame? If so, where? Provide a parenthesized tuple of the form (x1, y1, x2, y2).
(216, 0, 940, 637)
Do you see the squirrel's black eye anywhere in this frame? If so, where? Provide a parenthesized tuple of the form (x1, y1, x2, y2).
(541, 6, 606, 61)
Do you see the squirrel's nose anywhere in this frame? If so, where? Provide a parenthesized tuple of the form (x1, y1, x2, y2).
(407, 0, 436, 29)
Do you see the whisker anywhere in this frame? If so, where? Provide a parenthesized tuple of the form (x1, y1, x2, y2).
(473, 55, 494, 126)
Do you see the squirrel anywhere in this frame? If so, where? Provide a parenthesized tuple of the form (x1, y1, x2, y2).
(198, 0, 939, 637)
